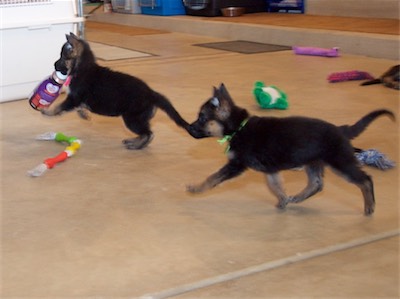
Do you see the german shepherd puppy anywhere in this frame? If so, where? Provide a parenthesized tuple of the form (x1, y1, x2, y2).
(361, 65, 400, 90)
(187, 84, 395, 215)
(42, 33, 189, 149)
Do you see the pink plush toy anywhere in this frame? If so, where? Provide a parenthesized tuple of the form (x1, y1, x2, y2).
(328, 71, 375, 83)
(293, 46, 340, 57)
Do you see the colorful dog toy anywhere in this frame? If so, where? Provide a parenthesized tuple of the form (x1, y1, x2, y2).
(253, 81, 288, 110)
(328, 71, 375, 83)
(27, 132, 82, 177)
(293, 46, 340, 57)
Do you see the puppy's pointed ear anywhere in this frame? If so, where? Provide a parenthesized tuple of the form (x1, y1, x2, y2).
(213, 86, 219, 96)
(219, 83, 234, 104)
(66, 32, 80, 46)
(210, 86, 220, 108)
(209, 84, 231, 120)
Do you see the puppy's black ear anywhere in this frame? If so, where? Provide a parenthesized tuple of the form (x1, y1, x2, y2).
(66, 33, 73, 44)
(66, 32, 80, 45)
(67, 32, 82, 48)
(206, 86, 219, 107)
(219, 83, 234, 104)
(213, 86, 219, 96)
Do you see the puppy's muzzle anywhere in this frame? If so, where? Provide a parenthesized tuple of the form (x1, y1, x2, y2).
(54, 58, 69, 75)
(188, 122, 208, 139)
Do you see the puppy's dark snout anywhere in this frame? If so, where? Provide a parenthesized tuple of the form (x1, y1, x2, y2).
(188, 123, 206, 139)
(54, 59, 68, 74)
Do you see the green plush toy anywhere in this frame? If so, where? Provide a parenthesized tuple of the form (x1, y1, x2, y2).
(253, 81, 288, 110)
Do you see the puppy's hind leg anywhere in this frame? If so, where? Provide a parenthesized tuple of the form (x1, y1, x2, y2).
(266, 173, 291, 209)
(76, 106, 91, 120)
(123, 134, 154, 150)
(331, 161, 375, 215)
(290, 162, 324, 204)
(122, 109, 154, 150)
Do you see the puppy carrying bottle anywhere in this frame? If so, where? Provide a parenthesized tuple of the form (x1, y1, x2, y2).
(29, 71, 68, 110)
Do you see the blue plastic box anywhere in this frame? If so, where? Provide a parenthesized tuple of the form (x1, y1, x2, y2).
(268, 0, 304, 13)
(140, 0, 186, 15)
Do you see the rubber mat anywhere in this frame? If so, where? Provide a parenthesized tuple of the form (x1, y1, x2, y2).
(194, 40, 292, 54)
(89, 42, 152, 61)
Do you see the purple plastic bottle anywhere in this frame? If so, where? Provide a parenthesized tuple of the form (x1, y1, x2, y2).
(29, 71, 68, 111)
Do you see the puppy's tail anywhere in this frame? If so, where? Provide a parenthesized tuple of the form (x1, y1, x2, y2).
(340, 109, 395, 139)
(153, 91, 189, 129)
(360, 78, 381, 86)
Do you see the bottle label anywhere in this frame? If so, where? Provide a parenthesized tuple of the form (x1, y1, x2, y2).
(45, 82, 60, 94)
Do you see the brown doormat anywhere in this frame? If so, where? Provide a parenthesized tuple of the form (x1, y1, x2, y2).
(194, 40, 292, 54)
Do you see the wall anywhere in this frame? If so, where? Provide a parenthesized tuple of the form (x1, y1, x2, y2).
(306, 0, 399, 19)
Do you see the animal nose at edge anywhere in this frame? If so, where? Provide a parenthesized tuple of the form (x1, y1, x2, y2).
(188, 123, 206, 139)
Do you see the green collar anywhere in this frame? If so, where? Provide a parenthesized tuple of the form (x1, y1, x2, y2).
(218, 118, 249, 153)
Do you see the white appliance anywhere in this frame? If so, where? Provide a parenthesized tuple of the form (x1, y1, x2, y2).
(0, 0, 85, 102)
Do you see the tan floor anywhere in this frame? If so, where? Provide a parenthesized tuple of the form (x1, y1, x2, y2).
(87, 11, 399, 60)
(1, 18, 399, 298)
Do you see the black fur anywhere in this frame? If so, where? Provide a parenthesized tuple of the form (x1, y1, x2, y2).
(361, 65, 400, 90)
(43, 33, 189, 149)
(187, 84, 395, 215)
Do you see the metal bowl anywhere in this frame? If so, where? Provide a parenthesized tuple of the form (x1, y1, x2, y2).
(221, 7, 245, 17)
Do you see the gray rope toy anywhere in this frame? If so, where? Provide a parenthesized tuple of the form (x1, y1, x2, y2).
(354, 148, 396, 170)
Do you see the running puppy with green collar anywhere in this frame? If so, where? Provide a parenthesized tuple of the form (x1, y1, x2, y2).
(187, 83, 394, 216)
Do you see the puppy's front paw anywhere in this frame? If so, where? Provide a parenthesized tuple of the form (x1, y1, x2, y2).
(186, 184, 204, 194)
(41, 108, 55, 116)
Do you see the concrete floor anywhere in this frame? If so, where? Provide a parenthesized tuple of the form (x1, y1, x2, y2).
(1, 13, 399, 298)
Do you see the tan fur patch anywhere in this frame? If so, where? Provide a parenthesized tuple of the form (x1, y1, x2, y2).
(75, 42, 84, 57)
(216, 104, 230, 121)
(383, 77, 400, 89)
(65, 35, 85, 70)
(205, 120, 224, 137)
(65, 60, 74, 70)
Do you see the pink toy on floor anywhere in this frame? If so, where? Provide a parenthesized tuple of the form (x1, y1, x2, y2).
(328, 71, 375, 83)
(293, 46, 340, 57)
